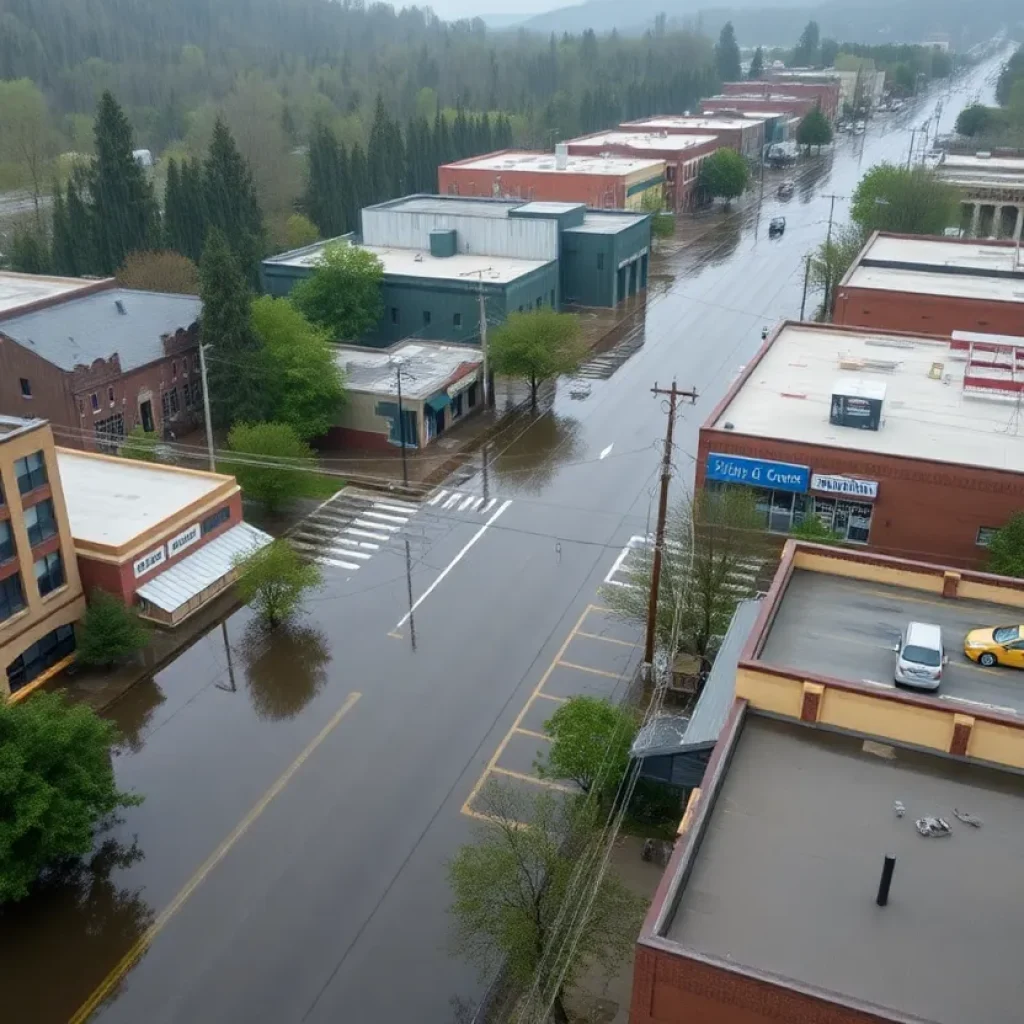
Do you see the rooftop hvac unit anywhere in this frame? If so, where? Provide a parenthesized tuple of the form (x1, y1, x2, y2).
(555, 143, 569, 170)
(830, 378, 885, 431)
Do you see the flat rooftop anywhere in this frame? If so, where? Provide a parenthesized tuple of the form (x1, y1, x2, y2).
(940, 154, 1024, 175)
(712, 323, 1024, 472)
(0, 414, 46, 441)
(0, 271, 102, 316)
(446, 151, 664, 176)
(620, 116, 756, 131)
(369, 195, 519, 219)
(761, 569, 1024, 718)
(667, 714, 1024, 1024)
(333, 341, 480, 400)
(567, 131, 716, 153)
(57, 450, 231, 548)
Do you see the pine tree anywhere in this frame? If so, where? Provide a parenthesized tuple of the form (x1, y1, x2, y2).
(181, 158, 208, 264)
(198, 229, 268, 428)
(65, 170, 97, 274)
(163, 157, 185, 253)
(90, 91, 160, 274)
(347, 143, 368, 229)
(304, 122, 347, 238)
(50, 184, 76, 276)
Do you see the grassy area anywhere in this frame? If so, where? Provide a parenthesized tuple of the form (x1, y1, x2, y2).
(214, 459, 344, 501)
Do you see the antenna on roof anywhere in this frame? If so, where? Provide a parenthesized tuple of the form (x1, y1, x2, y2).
(114, 299, 126, 315)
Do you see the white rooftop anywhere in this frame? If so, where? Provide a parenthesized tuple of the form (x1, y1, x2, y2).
(713, 324, 1024, 473)
(334, 341, 481, 400)
(622, 116, 758, 131)
(569, 131, 717, 153)
(940, 154, 1024, 175)
(0, 272, 100, 316)
(449, 151, 664, 176)
(57, 450, 229, 547)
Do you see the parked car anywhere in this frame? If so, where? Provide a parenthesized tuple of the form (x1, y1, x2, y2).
(893, 621, 946, 689)
(777, 180, 795, 199)
(963, 625, 1024, 668)
(854, 121, 866, 135)
(768, 216, 786, 237)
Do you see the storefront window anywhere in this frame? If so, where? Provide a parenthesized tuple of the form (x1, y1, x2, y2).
(709, 482, 870, 542)
(813, 497, 873, 544)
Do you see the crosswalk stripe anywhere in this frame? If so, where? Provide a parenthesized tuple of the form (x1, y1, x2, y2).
(326, 535, 379, 551)
(372, 501, 417, 515)
(370, 496, 419, 510)
(316, 556, 361, 570)
(321, 545, 372, 560)
(470, 496, 484, 511)
(346, 527, 389, 541)
(360, 510, 409, 524)
(427, 490, 448, 506)
(481, 498, 497, 514)
(352, 517, 399, 532)
(459, 495, 478, 511)
(443, 493, 461, 509)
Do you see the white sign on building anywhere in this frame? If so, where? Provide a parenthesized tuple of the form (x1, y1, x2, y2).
(133, 545, 167, 579)
(811, 474, 879, 500)
(168, 523, 201, 558)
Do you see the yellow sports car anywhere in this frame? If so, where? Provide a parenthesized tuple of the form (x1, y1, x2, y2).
(963, 625, 1024, 668)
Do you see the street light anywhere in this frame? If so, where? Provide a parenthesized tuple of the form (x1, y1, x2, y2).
(389, 356, 409, 488)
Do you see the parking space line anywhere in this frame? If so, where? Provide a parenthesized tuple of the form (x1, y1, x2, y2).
(557, 660, 624, 679)
(575, 631, 636, 647)
(490, 767, 577, 794)
(514, 727, 551, 742)
(587, 605, 615, 615)
(534, 692, 568, 703)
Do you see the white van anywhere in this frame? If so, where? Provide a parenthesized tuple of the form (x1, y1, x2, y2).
(893, 622, 946, 689)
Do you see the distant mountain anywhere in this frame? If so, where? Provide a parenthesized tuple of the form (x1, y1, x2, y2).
(480, 12, 529, 28)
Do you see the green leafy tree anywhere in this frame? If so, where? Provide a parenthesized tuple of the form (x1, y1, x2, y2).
(955, 104, 995, 137)
(199, 228, 268, 427)
(118, 426, 162, 462)
(792, 20, 821, 66)
(6, 222, 51, 274)
(850, 164, 960, 236)
(284, 213, 319, 249)
(820, 38, 839, 67)
(0, 79, 53, 229)
(0, 692, 142, 903)
(233, 538, 323, 626)
(117, 250, 199, 294)
(77, 590, 151, 667)
(797, 107, 834, 151)
(986, 513, 1024, 579)
(290, 242, 384, 342)
(698, 148, 750, 206)
(641, 189, 675, 238)
(226, 421, 315, 512)
(448, 781, 646, 1024)
(748, 47, 764, 80)
(241, 621, 331, 720)
(715, 22, 741, 83)
(604, 488, 767, 669)
(489, 309, 587, 409)
(251, 296, 346, 440)
(810, 223, 866, 319)
(90, 91, 160, 274)
(534, 696, 637, 799)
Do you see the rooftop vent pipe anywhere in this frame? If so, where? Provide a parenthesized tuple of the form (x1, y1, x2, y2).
(876, 854, 896, 906)
(114, 299, 126, 315)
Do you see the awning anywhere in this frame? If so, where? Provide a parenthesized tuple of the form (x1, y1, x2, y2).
(425, 393, 451, 413)
(136, 522, 273, 613)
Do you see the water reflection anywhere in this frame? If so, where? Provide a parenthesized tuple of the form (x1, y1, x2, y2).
(0, 831, 152, 1023)
(241, 621, 331, 720)
(491, 409, 585, 495)
(106, 677, 167, 754)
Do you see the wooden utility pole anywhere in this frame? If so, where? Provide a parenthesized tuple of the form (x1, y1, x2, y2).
(644, 381, 699, 672)
(800, 255, 812, 320)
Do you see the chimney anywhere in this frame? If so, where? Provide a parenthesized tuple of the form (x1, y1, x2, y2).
(555, 143, 568, 170)
(876, 854, 896, 906)
(114, 299, 126, 315)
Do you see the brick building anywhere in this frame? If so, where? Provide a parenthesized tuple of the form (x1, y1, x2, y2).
(721, 78, 840, 121)
(0, 273, 202, 451)
(1, 415, 84, 699)
(701, 94, 817, 120)
(696, 320, 1024, 568)
(438, 147, 666, 210)
(617, 117, 765, 161)
(834, 232, 1024, 335)
(563, 131, 719, 211)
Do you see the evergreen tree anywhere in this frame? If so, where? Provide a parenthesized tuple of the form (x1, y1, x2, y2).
(90, 91, 160, 274)
(163, 157, 185, 253)
(198, 229, 268, 428)
(50, 183, 76, 276)
(749, 47, 765, 80)
(715, 23, 742, 83)
(304, 122, 347, 238)
(347, 143, 369, 230)
(180, 158, 209, 264)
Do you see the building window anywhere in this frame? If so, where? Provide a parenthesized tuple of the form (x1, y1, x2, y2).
(169, 388, 180, 416)
(24, 498, 58, 547)
(90, 392, 100, 412)
(184, 383, 193, 410)
(1, 572, 26, 622)
(597, 253, 605, 270)
(183, 355, 190, 375)
(94, 413, 125, 452)
(666, 165, 676, 182)
(192, 380, 203, 406)
(535, 297, 542, 309)
(15, 451, 47, 494)
(34, 550, 65, 597)
(172, 360, 179, 379)
(7, 624, 76, 694)
(0, 519, 14, 563)
(467, 382, 478, 408)
(423, 310, 432, 326)
(977, 527, 998, 548)
(201, 506, 231, 535)
(453, 312, 462, 328)
(391, 307, 400, 325)
(19, 377, 31, 398)
(161, 390, 172, 421)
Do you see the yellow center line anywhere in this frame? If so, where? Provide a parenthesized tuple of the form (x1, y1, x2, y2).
(490, 766, 577, 794)
(69, 691, 362, 1024)
(574, 631, 636, 647)
(557, 660, 624, 679)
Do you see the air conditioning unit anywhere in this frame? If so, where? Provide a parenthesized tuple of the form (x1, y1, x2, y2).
(830, 378, 885, 431)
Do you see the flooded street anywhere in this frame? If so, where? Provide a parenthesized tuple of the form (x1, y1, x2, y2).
(0, 51, 1008, 1024)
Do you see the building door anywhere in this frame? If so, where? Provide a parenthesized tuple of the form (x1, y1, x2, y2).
(629, 260, 638, 296)
(616, 266, 626, 303)
(640, 254, 648, 289)
(140, 399, 154, 433)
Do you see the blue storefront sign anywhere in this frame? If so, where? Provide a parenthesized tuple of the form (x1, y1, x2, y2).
(706, 453, 810, 493)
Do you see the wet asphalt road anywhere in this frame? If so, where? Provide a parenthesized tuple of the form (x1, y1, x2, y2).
(0, 50, 1011, 1024)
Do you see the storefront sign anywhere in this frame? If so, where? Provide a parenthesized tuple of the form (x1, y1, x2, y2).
(447, 371, 479, 398)
(811, 474, 879, 500)
(133, 545, 166, 579)
(706, 453, 809, 493)
(168, 523, 201, 557)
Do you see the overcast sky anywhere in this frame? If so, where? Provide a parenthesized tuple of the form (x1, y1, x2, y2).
(416, 0, 562, 22)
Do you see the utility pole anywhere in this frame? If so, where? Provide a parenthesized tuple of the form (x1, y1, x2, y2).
(644, 381, 699, 673)
(477, 276, 492, 407)
(906, 127, 918, 170)
(822, 194, 841, 316)
(394, 360, 409, 488)
(800, 254, 812, 320)
(198, 341, 216, 472)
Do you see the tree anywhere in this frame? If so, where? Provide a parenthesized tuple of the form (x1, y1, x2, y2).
(820, 38, 839, 67)
(641, 189, 675, 238)
(955, 104, 995, 137)
(789, 516, 843, 545)
(810, 223, 865, 319)
(6, 222, 51, 274)
(164, 157, 207, 264)
(251, 296, 346, 440)
(748, 47, 764, 80)
(604, 488, 767, 669)
(117, 250, 200, 294)
(793, 20, 821, 67)
(199, 229, 268, 427)
(118, 426, 162, 462)
(303, 122, 349, 239)
(284, 214, 319, 249)
(448, 782, 646, 1024)
(986, 513, 1024, 579)
(241, 621, 331, 719)
(534, 696, 637, 799)
(698, 148, 750, 207)
(715, 23, 741, 83)
(290, 242, 384, 342)
(488, 309, 587, 409)
(226, 422, 316, 512)
(77, 590, 151, 668)
(90, 91, 160, 274)
(233, 538, 323, 626)
(0, 79, 53, 229)
(797, 107, 834, 151)
(850, 164, 960, 236)
(0, 691, 142, 903)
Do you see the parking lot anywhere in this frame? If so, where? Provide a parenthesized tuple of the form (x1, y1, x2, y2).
(760, 571, 1024, 718)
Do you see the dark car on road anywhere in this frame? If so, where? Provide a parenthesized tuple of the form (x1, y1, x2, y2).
(769, 217, 786, 237)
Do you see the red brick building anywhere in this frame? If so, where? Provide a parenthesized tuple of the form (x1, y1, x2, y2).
(834, 232, 1024, 336)
(0, 273, 202, 451)
(438, 148, 666, 210)
(721, 79, 840, 121)
(564, 131, 720, 211)
(701, 94, 817, 120)
(695, 320, 1024, 568)
(617, 117, 765, 161)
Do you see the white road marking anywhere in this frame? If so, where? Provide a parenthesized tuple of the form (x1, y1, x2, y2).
(459, 495, 478, 511)
(317, 556, 362, 570)
(373, 501, 418, 514)
(360, 510, 408, 524)
(427, 490, 447, 506)
(470, 496, 485, 511)
(328, 536, 380, 551)
(322, 546, 371, 560)
(394, 500, 513, 630)
(352, 518, 399, 533)
(481, 498, 497, 514)
(346, 528, 390, 541)
(599, 443, 614, 460)
(443, 493, 462, 510)
(603, 542, 633, 585)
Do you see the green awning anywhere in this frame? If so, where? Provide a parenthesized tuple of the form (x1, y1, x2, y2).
(425, 393, 451, 413)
